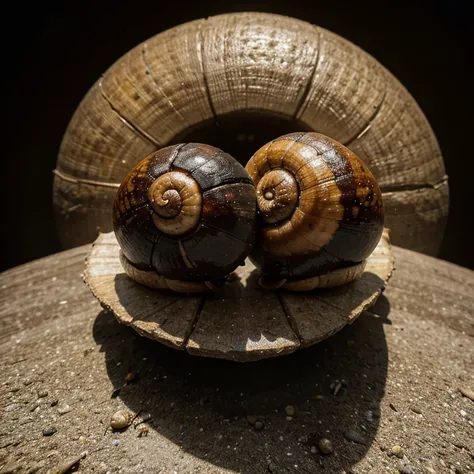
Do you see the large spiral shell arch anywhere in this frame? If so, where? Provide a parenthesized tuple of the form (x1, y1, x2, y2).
(54, 12, 448, 255)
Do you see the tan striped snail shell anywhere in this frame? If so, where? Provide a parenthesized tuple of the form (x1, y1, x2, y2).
(113, 143, 256, 293)
(246, 132, 384, 291)
(110, 410, 133, 430)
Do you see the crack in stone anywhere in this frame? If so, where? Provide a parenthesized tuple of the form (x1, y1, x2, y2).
(277, 292, 303, 344)
(99, 83, 161, 147)
(53, 168, 121, 188)
(137, 298, 181, 323)
(344, 88, 387, 147)
(196, 20, 217, 122)
(381, 175, 448, 193)
(295, 28, 321, 120)
(183, 295, 207, 349)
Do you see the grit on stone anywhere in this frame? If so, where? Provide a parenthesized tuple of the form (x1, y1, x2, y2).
(0, 245, 473, 473)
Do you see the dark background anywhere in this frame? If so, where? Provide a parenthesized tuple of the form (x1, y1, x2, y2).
(2, 0, 473, 271)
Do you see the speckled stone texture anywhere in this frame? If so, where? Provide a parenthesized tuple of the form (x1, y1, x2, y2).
(1, 244, 473, 473)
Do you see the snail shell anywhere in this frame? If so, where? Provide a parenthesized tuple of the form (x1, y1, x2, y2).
(113, 143, 256, 292)
(246, 132, 384, 290)
(110, 409, 133, 430)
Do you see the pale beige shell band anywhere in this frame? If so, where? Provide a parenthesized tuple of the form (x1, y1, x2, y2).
(119, 250, 209, 293)
(282, 260, 367, 291)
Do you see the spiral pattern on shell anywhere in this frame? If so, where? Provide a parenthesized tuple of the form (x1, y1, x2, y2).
(246, 132, 384, 283)
(147, 171, 202, 235)
(113, 143, 256, 287)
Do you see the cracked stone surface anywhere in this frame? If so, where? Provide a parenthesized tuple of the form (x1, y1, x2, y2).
(83, 230, 393, 362)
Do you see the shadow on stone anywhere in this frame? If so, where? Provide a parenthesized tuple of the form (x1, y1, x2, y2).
(93, 293, 390, 473)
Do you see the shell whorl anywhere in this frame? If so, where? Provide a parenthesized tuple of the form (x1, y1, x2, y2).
(113, 143, 256, 286)
(148, 171, 202, 235)
(246, 132, 384, 281)
(256, 169, 299, 224)
(247, 133, 348, 258)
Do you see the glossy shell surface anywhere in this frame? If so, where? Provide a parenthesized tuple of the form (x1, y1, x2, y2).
(246, 132, 384, 283)
(113, 144, 256, 286)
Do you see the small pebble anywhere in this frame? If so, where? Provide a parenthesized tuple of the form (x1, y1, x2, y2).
(410, 406, 422, 414)
(112, 439, 120, 446)
(389, 402, 398, 412)
(50, 399, 59, 407)
(318, 438, 333, 454)
(344, 429, 367, 445)
(330, 380, 343, 395)
(42, 427, 57, 437)
(390, 445, 404, 458)
(254, 421, 264, 431)
(38, 391, 48, 398)
(285, 405, 295, 417)
(310, 446, 318, 454)
(57, 404, 71, 415)
(267, 459, 276, 473)
(83, 348, 94, 356)
(246, 415, 258, 426)
(399, 468, 413, 474)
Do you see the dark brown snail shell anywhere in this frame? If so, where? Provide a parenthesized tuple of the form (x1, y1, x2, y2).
(246, 132, 384, 291)
(113, 143, 256, 292)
